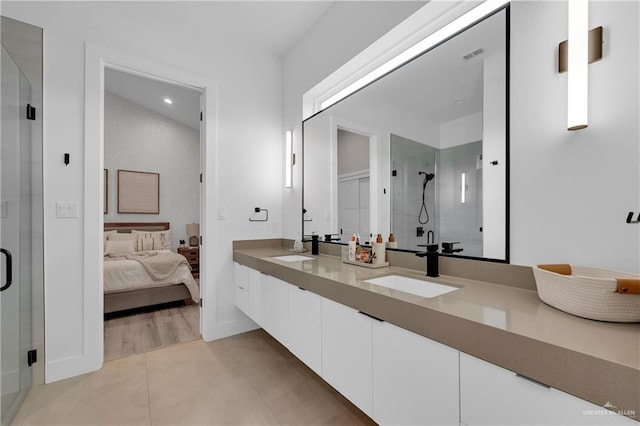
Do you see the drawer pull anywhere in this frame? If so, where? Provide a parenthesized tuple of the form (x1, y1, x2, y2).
(358, 311, 384, 322)
(515, 373, 550, 390)
(297, 286, 307, 291)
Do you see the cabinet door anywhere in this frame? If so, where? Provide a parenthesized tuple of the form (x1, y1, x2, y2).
(261, 275, 290, 347)
(233, 263, 249, 315)
(460, 352, 638, 425)
(288, 285, 322, 375)
(248, 268, 263, 325)
(321, 297, 373, 417)
(372, 320, 459, 425)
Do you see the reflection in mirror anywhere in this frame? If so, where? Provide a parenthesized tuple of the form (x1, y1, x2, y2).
(338, 129, 370, 242)
(303, 8, 508, 261)
(390, 134, 438, 250)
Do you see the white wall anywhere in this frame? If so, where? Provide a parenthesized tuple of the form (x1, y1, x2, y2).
(439, 112, 483, 149)
(3, 2, 283, 382)
(510, 0, 639, 273)
(482, 50, 507, 260)
(104, 92, 200, 251)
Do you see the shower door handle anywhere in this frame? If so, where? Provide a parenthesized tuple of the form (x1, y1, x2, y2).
(0, 248, 13, 292)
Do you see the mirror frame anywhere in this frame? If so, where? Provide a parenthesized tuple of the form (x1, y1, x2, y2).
(302, 5, 510, 264)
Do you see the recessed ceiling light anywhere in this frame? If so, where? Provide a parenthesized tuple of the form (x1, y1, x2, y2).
(163, 98, 173, 104)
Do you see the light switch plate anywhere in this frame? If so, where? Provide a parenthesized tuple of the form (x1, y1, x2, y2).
(56, 202, 79, 218)
(217, 207, 226, 220)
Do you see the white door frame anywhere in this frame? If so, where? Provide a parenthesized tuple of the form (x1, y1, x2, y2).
(83, 43, 217, 375)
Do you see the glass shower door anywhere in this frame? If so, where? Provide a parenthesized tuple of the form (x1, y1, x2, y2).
(1, 40, 33, 425)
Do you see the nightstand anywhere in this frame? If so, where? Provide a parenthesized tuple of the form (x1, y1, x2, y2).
(178, 246, 199, 279)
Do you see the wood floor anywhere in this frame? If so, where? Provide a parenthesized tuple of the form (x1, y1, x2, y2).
(104, 302, 200, 361)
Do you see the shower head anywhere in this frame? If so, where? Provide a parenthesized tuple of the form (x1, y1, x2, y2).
(419, 171, 435, 183)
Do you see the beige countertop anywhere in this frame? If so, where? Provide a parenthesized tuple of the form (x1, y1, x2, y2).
(233, 245, 640, 419)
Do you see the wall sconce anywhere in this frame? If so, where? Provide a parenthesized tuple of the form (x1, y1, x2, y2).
(285, 130, 294, 188)
(567, 0, 589, 131)
(461, 172, 466, 204)
(560, 1, 603, 131)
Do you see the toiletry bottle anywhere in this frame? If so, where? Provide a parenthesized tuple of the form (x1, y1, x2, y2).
(348, 235, 357, 261)
(374, 234, 386, 265)
(311, 234, 319, 255)
(387, 233, 398, 249)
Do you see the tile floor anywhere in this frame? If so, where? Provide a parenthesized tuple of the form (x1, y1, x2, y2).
(11, 330, 374, 425)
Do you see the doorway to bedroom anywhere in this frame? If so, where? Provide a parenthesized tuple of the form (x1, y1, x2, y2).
(102, 68, 202, 361)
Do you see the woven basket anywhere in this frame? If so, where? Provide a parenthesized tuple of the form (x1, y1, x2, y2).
(533, 264, 640, 322)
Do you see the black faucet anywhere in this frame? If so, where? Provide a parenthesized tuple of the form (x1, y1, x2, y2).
(442, 241, 463, 254)
(416, 243, 439, 277)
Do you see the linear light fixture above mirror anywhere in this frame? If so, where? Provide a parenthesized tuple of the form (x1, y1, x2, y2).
(285, 130, 293, 188)
(319, 0, 510, 111)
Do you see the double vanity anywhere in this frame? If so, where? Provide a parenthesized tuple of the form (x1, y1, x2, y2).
(234, 239, 639, 425)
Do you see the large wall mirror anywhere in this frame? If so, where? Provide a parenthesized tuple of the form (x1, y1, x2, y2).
(303, 7, 509, 262)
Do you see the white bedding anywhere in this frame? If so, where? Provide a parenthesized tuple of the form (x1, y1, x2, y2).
(103, 249, 199, 302)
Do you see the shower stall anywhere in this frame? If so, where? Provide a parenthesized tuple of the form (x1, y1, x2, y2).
(391, 134, 438, 250)
(390, 133, 483, 256)
(1, 16, 44, 425)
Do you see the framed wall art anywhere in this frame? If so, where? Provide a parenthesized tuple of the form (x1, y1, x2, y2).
(104, 169, 108, 214)
(117, 169, 160, 214)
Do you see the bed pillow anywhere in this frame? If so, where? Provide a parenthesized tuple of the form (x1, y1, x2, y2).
(132, 230, 171, 250)
(104, 239, 136, 256)
(106, 232, 138, 252)
(103, 230, 117, 250)
(141, 237, 154, 251)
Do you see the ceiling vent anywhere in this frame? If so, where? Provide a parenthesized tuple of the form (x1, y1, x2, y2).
(463, 48, 484, 60)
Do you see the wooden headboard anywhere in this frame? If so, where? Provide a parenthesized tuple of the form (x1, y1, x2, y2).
(104, 222, 170, 233)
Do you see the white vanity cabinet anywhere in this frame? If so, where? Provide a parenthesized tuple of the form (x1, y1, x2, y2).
(261, 275, 290, 347)
(233, 262, 249, 315)
(460, 352, 638, 425)
(372, 320, 460, 425)
(288, 285, 322, 375)
(247, 268, 263, 325)
(321, 297, 373, 417)
(234, 261, 636, 426)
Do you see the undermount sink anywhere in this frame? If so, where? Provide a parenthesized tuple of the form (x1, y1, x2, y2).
(365, 275, 459, 298)
(272, 255, 314, 262)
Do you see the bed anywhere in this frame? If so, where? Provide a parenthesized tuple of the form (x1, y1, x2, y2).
(103, 222, 200, 314)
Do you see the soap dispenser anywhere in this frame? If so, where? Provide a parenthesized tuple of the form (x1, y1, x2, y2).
(387, 233, 398, 249)
(374, 234, 386, 265)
